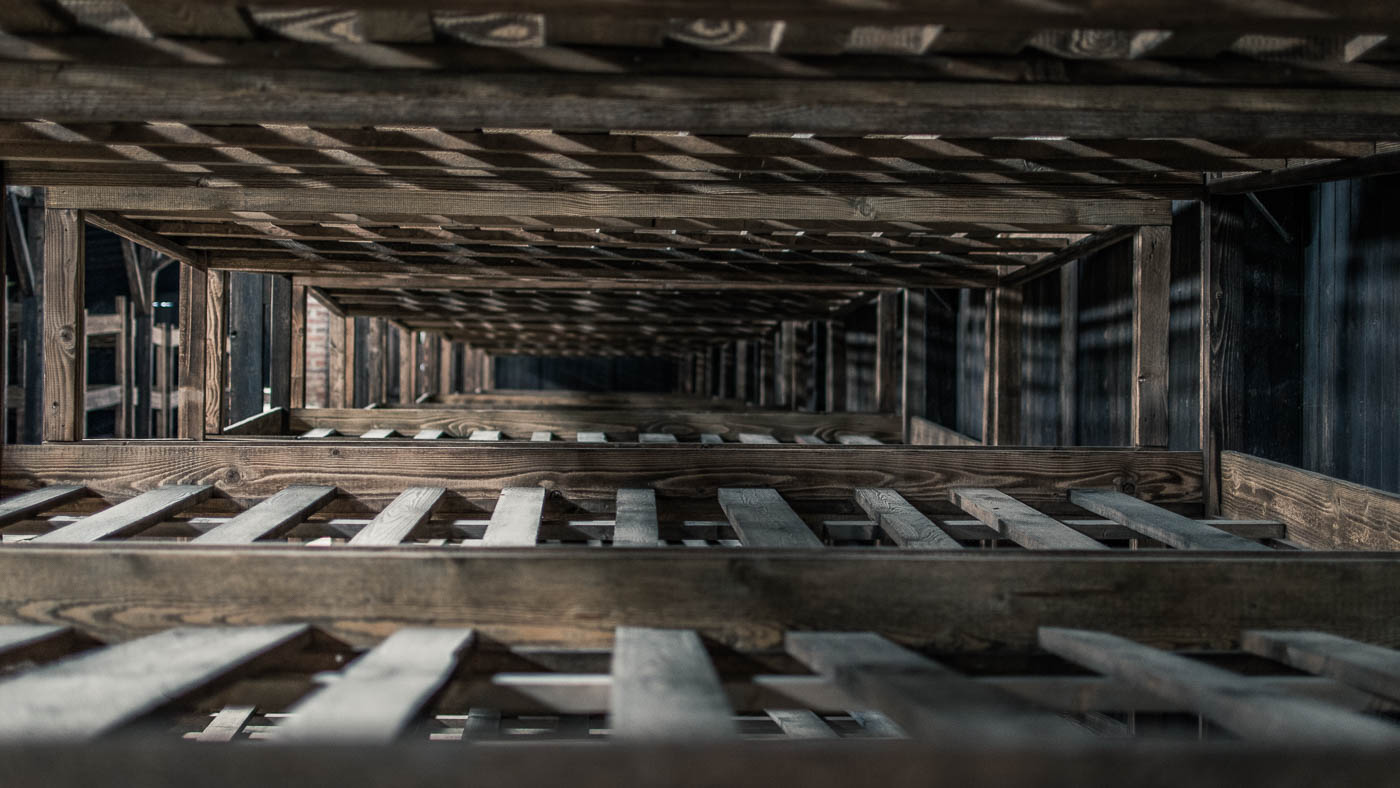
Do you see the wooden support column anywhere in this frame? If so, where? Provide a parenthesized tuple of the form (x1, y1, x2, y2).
(398, 327, 415, 405)
(326, 309, 346, 409)
(756, 332, 773, 407)
(982, 284, 1023, 446)
(717, 343, 732, 400)
(288, 284, 306, 409)
(176, 263, 208, 440)
(20, 197, 45, 444)
(364, 318, 385, 406)
(778, 322, 796, 410)
(480, 352, 493, 392)
(902, 289, 927, 440)
(794, 321, 815, 412)
(267, 275, 292, 410)
(41, 208, 84, 442)
(875, 291, 899, 414)
(132, 256, 154, 439)
(202, 271, 228, 436)
(826, 320, 847, 413)
(1058, 261, 1080, 446)
(343, 317, 358, 407)
(1133, 225, 1172, 449)
(116, 295, 131, 438)
(1200, 200, 1221, 514)
(733, 340, 749, 402)
(438, 337, 453, 398)
(227, 273, 264, 422)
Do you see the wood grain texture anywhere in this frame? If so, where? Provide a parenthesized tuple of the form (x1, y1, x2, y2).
(1070, 489, 1269, 551)
(952, 488, 1106, 550)
(30, 485, 213, 544)
(481, 487, 546, 547)
(0, 624, 310, 740)
(609, 627, 734, 740)
(1220, 451, 1400, 550)
(1242, 630, 1400, 702)
(1132, 225, 1171, 448)
(854, 488, 961, 549)
(193, 485, 337, 545)
(613, 488, 659, 547)
(271, 627, 475, 743)
(1039, 627, 1400, 744)
(178, 263, 209, 440)
(40, 208, 84, 442)
(203, 270, 228, 435)
(718, 488, 823, 548)
(347, 487, 445, 546)
(0, 485, 87, 527)
(1, 443, 1205, 510)
(908, 416, 980, 446)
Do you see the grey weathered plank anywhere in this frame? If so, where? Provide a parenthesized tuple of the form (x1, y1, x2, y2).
(413, 429, 446, 440)
(481, 487, 546, 547)
(0, 485, 88, 527)
(838, 435, 883, 445)
(468, 430, 502, 441)
(609, 627, 734, 740)
(0, 624, 309, 740)
(737, 433, 780, 444)
(1071, 489, 1271, 551)
(299, 427, 338, 438)
(639, 432, 678, 443)
(767, 709, 837, 738)
(576, 431, 607, 443)
(0, 625, 74, 664)
(461, 707, 500, 741)
(1039, 627, 1400, 745)
(698, 433, 724, 443)
(530, 431, 554, 442)
(613, 488, 658, 547)
(360, 428, 396, 439)
(787, 631, 1084, 742)
(951, 488, 1107, 550)
(1242, 630, 1400, 702)
(195, 705, 256, 743)
(347, 487, 445, 546)
(193, 485, 336, 545)
(854, 488, 961, 549)
(717, 488, 822, 548)
(793, 434, 827, 445)
(31, 485, 214, 543)
(271, 628, 475, 743)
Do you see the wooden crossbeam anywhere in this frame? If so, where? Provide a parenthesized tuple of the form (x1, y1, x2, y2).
(609, 627, 734, 740)
(31, 485, 213, 543)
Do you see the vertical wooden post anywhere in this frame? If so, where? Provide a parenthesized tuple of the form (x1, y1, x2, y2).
(982, 284, 1022, 446)
(825, 319, 846, 413)
(480, 352, 494, 391)
(133, 262, 154, 438)
(1058, 261, 1079, 446)
(756, 331, 773, 407)
(227, 273, 264, 421)
(177, 262, 208, 440)
(733, 340, 749, 402)
(21, 197, 46, 444)
(116, 295, 131, 437)
(203, 270, 227, 436)
(1199, 200, 1221, 514)
(439, 337, 453, 398)
(268, 275, 292, 410)
(364, 318, 383, 405)
(778, 321, 796, 409)
(398, 327, 415, 405)
(1133, 225, 1171, 448)
(42, 208, 85, 442)
(716, 342, 732, 400)
(875, 291, 900, 414)
(902, 289, 927, 440)
(343, 317, 358, 407)
(326, 307, 346, 408)
(1, 273, 7, 448)
(289, 283, 307, 409)
(156, 323, 170, 437)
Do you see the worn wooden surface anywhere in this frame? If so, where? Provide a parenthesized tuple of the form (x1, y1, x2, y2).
(1221, 451, 1400, 550)
(40, 208, 83, 442)
(610, 627, 735, 740)
(1131, 225, 1171, 448)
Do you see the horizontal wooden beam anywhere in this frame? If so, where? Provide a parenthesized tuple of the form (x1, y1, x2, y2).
(82, 212, 205, 270)
(1209, 149, 1400, 195)
(1220, 451, 1400, 551)
(1, 443, 1202, 510)
(1000, 226, 1136, 286)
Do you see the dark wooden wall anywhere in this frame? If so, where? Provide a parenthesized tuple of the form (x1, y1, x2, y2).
(493, 356, 677, 393)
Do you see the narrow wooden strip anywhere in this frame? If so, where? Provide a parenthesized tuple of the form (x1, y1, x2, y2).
(1221, 450, 1400, 550)
(0, 485, 87, 527)
(613, 489, 658, 547)
(838, 435, 884, 445)
(0, 625, 74, 664)
(610, 627, 734, 740)
(1242, 630, 1400, 703)
(299, 427, 338, 438)
(0, 624, 309, 740)
(272, 628, 475, 743)
(481, 487, 546, 547)
(718, 488, 822, 548)
(1039, 628, 1400, 745)
(530, 431, 554, 442)
(737, 433, 780, 444)
(360, 428, 397, 439)
(413, 429, 446, 440)
(1071, 489, 1270, 551)
(793, 435, 827, 445)
(469, 430, 502, 441)
(786, 632, 1083, 742)
(576, 431, 607, 443)
(951, 488, 1107, 550)
(196, 705, 256, 743)
(698, 433, 724, 443)
(461, 708, 500, 741)
(639, 432, 678, 443)
(854, 488, 961, 549)
(31, 485, 213, 543)
(347, 487, 445, 546)
(766, 709, 837, 739)
(193, 485, 336, 545)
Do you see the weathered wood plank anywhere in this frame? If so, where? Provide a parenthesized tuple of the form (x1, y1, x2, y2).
(177, 263, 208, 440)
(1242, 630, 1400, 702)
(271, 628, 475, 743)
(766, 709, 836, 739)
(613, 488, 658, 547)
(609, 627, 734, 740)
(0, 485, 87, 527)
(908, 416, 980, 446)
(195, 705, 256, 743)
(718, 488, 822, 548)
(952, 489, 1106, 550)
(40, 208, 84, 442)
(638, 432, 678, 443)
(787, 631, 1084, 742)
(413, 429, 446, 440)
(854, 488, 961, 549)
(31, 485, 213, 544)
(1039, 627, 1400, 745)
(1132, 225, 1171, 448)
(793, 434, 827, 445)
(576, 432, 608, 443)
(0, 624, 74, 664)
(193, 486, 337, 545)
(837, 435, 883, 445)
(300, 427, 339, 438)
(530, 431, 554, 442)
(737, 433, 780, 444)
(347, 487, 445, 546)
(699, 434, 724, 444)
(468, 430, 502, 441)
(0, 624, 310, 740)
(481, 487, 546, 547)
(1221, 451, 1400, 550)
(1070, 489, 1269, 551)
(360, 428, 397, 439)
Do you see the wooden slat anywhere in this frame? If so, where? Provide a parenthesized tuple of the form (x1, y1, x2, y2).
(193, 485, 336, 545)
(360, 428, 397, 439)
(195, 705, 256, 743)
(787, 631, 1084, 742)
(299, 427, 339, 438)
(1070, 489, 1270, 551)
(481, 487, 546, 547)
(609, 627, 734, 740)
(31, 485, 213, 544)
(468, 430, 502, 441)
(413, 429, 446, 440)
(0, 485, 87, 527)
(1221, 450, 1400, 550)
(576, 431, 607, 443)
(951, 488, 1107, 550)
(1038, 628, 1400, 745)
(638, 432, 678, 443)
(838, 435, 883, 445)
(0, 624, 310, 740)
(767, 709, 836, 739)
(737, 433, 780, 444)
(1131, 225, 1170, 448)
(530, 431, 554, 442)
(461, 707, 500, 741)
(698, 433, 724, 444)
(271, 628, 475, 743)
(717, 488, 822, 548)
(1242, 630, 1400, 702)
(613, 489, 658, 547)
(854, 488, 961, 549)
(41, 208, 84, 442)
(347, 487, 445, 546)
